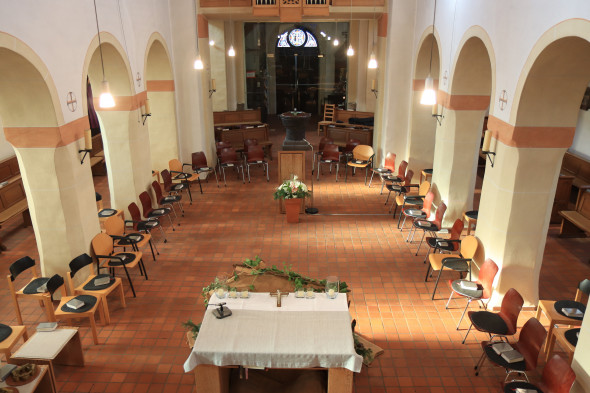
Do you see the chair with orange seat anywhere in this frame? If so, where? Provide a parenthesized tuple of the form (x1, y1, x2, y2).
(345, 145, 375, 184)
(368, 151, 395, 189)
(392, 180, 430, 227)
(104, 215, 158, 261)
(128, 201, 167, 243)
(169, 158, 199, 202)
(422, 218, 464, 261)
(92, 232, 147, 298)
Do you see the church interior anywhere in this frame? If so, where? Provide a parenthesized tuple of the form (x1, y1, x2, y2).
(1, 0, 590, 392)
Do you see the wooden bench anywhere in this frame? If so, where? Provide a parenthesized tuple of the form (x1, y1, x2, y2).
(561, 151, 590, 189)
(319, 109, 374, 145)
(218, 123, 273, 160)
(0, 156, 31, 252)
(559, 186, 590, 237)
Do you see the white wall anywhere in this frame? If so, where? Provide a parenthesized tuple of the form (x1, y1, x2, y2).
(0, 117, 15, 160)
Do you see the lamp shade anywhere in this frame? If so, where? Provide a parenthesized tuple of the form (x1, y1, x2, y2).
(347, 45, 354, 56)
(228, 45, 235, 57)
(420, 76, 437, 105)
(99, 80, 115, 108)
(333, 38, 339, 46)
(368, 53, 377, 69)
(194, 56, 204, 70)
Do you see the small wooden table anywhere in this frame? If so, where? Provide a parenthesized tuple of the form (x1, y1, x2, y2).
(420, 169, 433, 184)
(0, 364, 54, 393)
(10, 328, 84, 393)
(0, 325, 29, 360)
(536, 300, 583, 353)
(463, 210, 478, 235)
(544, 326, 576, 363)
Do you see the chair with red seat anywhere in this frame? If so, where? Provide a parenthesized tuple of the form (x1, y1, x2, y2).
(191, 151, 218, 188)
(384, 169, 415, 211)
(219, 147, 245, 186)
(128, 201, 167, 243)
(138, 191, 175, 230)
(161, 168, 187, 210)
(446, 258, 498, 329)
(341, 138, 361, 163)
(410, 201, 447, 255)
(317, 144, 341, 181)
(474, 317, 546, 383)
(245, 145, 269, 182)
(504, 354, 576, 393)
(422, 218, 464, 261)
(312, 137, 334, 174)
(393, 180, 430, 228)
(381, 160, 408, 195)
(368, 152, 395, 189)
(463, 287, 524, 344)
(152, 180, 183, 219)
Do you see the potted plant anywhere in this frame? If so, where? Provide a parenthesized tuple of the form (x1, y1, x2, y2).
(273, 175, 312, 223)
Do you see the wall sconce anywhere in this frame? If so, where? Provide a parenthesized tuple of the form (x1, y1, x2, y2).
(79, 129, 92, 164)
(432, 104, 443, 125)
(481, 130, 496, 167)
(141, 98, 151, 125)
(370, 79, 378, 98)
(209, 79, 217, 98)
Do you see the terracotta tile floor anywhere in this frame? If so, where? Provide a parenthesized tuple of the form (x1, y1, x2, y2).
(1, 118, 589, 393)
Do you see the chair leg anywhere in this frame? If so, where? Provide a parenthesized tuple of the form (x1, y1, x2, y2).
(197, 177, 203, 194)
(121, 265, 136, 298)
(118, 281, 127, 307)
(213, 167, 220, 188)
(140, 258, 148, 280)
(432, 269, 444, 300)
(345, 165, 348, 182)
(157, 224, 168, 243)
(446, 291, 454, 309)
(11, 295, 24, 325)
(380, 180, 386, 195)
(148, 240, 157, 260)
(368, 171, 375, 187)
(462, 323, 473, 344)
(43, 296, 56, 322)
(424, 264, 431, 282)
(265, 163, 269, 181)
(456, 299, 471, 330)
(336, 164, 339, 182)
(474, 349, 487, 375)
(222, 167, 227, 186)
(247, 164, 251, 183)
(89, 314, 99, 345)
(415, 231, 426, 254)
(100, 296, 110, 325)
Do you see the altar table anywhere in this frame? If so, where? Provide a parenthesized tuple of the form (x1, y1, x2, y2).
(183, 292, 362, 393)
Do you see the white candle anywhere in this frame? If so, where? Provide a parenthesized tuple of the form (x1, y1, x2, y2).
(482, 130, 492, 152)
(144, 98, 151, 114)
(297, 289, 305, 297)
(84, 129, 92, 150)
(216, 288, 225, 297)
(328, 288, 335, 297)
(241, 290, 249, 298)
(211, 79, 216, 91)
(306, 289, 314, 298)
(229, 290, 237, 298)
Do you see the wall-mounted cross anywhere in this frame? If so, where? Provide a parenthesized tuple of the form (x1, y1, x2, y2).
(270, 290, 289, 307)
(66, 92, 77, 112)
(443, 71, 448, 86)
(499, 89, 508, 110)
(136, 72, 142, 88)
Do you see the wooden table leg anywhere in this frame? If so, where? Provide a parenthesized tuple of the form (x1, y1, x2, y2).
(545, 330, 557, 361)
(54, 330, 85, 366)
(194, 365, 229, 393)
(328, 368, 353, 393)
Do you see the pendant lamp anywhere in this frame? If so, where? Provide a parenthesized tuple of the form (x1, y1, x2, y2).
(93, 0, 115, 108)
(421, 0, 438, 106)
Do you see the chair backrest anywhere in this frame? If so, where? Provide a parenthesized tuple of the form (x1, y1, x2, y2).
(92, 232, 114, 257)
(576, 278, 590, 303)
(498, 288, 524, 335)
(161, 169, 172, 190)
(517, 317, 547, 371)
(46, 274, 65, 295)
(139, 191, 154, 217)
(319, 137, 334, 152)
(352, 145, 374, 161)
(397, 160, 408, 178)
(384, 152, 396, 172)
(450, 218, 465, 240)
(8, 256, 36, 281)
(221, 148, 238, 163)
(541, 355, 576, 393)
(244, 138, 258, 147)
(69, 254, 94, 279)
(430, 201, 446, 229)
(247, 145, 265, 161)
(459, 235, 478, 259)
(323, 104, 336, 121)
(104, 215, 125, 237)
(152, 181, 164, 202)
(192, 152, 208, 169)
(422, 191, 435, 217)
(402, 170, 414, 187)
(344, 139, 361, 153)
(477, 258, 499, 300)
(418, 180, 430, 196)
(128, 202, 142, 229)
(322, 144, 340, 161)
(169, 159, 183, 173)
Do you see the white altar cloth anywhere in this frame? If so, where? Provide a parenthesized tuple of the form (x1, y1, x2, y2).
(183, 292, 362, 373)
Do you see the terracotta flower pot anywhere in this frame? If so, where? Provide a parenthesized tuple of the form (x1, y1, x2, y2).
(284, 198, 302, 223)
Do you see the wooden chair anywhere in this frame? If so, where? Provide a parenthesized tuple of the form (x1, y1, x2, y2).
(66, 253, 126, 326)
(317, 104, 335, 135)
(344, 145, 375, 185)
(104, 215, 158, 261)
(169, 159, 199, 202)
(91, 232, 147, 298)
(368, 152, 395, 189)
(46, 274, 104, 345)
(128, 201, 168, 243)
(7, 256, 57, 324)
(0, 325, 28, 360)
(426, 234, 479, 300)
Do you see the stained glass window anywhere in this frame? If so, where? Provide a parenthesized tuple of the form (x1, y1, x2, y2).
(277, 32, 289, 47)
(288, 29, 306, 47)
(276, 28, 318, 49)
(304, 32, 317, 47)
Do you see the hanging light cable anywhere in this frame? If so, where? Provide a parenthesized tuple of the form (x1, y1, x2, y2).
(420, 0, 438, 105)
(228, 0, 235, 57)
(193, 0, 204, 69)
(367, 0, 377, 69)
(347, 0, 354, 56)
(93, 0, 115, 108)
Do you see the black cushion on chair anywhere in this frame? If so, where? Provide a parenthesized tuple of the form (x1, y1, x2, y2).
(98, 208, 117, 217)
(404, 209, 426, 218)
(414, 220, 438, 230)
(162, 195, 181, 203)
(554, 300, 586, 321)
(116, 233, 144, 246)
(0, 324, 13, 342)
(564, 328, 580, 347)
(148, 208, 171, 218)
(423, 169, 433, 174)
(172, 184, 187, 191)
(60, 295, 97, 313)
(465, 210, 479, 220)
(22, 277, 51, 294)
(470, 311, 508, 335)
(83, 274, 116, 291)
(426, 237, 457, 252)
(483, 343, 526, 371)
(106, 253, 137, 267)
(441, 258, 470, 272)
(451, 280, 483, 299)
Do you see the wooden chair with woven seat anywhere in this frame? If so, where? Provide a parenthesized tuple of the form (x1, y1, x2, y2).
(45, 274, 105, 345)
(169, 158, 199, 202)
(393, 180, 430, 228)
(91, 232, 147, 298)
(128, 201, 168, 243)
(104, 215, 158, 261)
(426, 234, 480, 300)
(317, 103, 335, 135)
(139, 190, 176, 230)
(7, 256, 58, 324)
(368, 151, 395, 189)
(344, 145, 375, 184)
(66, 253, 126, 326)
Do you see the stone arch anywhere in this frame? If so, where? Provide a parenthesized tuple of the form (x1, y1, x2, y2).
(431, 26, 495, 226)
(144, 33, 179, 173)
(407, 26, 441, 174)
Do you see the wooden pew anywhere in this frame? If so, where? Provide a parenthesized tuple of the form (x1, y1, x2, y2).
(559, 186, 590, 237)
(320, 109, 374, 145)
(0, 156, 31, 252)
(218, 123, 273, 160)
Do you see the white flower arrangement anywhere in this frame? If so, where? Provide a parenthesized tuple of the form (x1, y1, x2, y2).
(273, 175, 312, 200)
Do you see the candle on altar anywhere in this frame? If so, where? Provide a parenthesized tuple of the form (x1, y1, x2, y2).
(216, 288, 225, 298)
(240, 290, 249, 298)
(297, 289, 305, 297)
(482, 130, 492, 152)
(144, 98, 151, 115)
(84, 129, 92, 150)
(328, 288, 335, 297)
(306, 289, 314, 298)
(229, 289, 237, 298)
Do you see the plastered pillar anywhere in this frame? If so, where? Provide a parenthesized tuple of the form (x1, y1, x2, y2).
(476, 140, 565, 307)
(407, 88, 436, 174)
(431, 108, 485, 225)
(572, 314, 590, 392)
(147, 89, 179, 172)
(11, 142, 100, 279)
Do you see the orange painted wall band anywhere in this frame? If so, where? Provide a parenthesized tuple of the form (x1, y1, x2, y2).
(487, 116, 575, 149)
(5, 116, 90, 148)
(378, 13, 388, 37)
(146, 80, 175, 92)
(438, 91, 490, 111)
(198, 14, 209, 39)
(93, 91, 147, 112)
